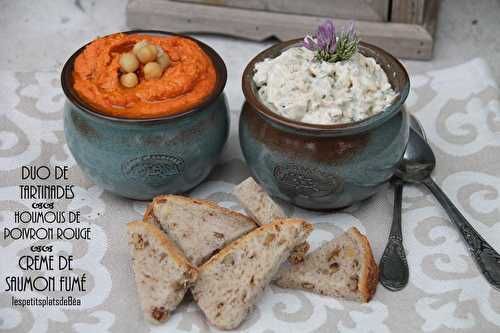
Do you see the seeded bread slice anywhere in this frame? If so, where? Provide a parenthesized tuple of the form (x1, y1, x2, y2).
(274, 227, 378, 303)
(144, 195, 257, 266)
(232, 177, 309, 264)
(232, 177, 286, 225)
(192, 218, 313, 330)
(127, 221, 198, 324)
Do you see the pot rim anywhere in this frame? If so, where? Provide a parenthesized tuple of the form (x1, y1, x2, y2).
(242, 39, 410, 134)
(61, 30, 227, 124)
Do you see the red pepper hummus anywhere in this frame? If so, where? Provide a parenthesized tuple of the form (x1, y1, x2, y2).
(72, 33, 217, 118)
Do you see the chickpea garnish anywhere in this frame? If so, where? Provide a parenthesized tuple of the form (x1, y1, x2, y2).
(136, 44, 157, 64)
(119, 40, 171, 87)
(120, 72, 139, 88)
(155, 45, 171, 70)
(143, 62, 163, 80)
(157, 53, 171, 70)
(119, 52, 139, 73)
(132, 40, 149, 56)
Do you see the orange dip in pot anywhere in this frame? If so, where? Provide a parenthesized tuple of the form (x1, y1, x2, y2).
(72, 33, 217, 119)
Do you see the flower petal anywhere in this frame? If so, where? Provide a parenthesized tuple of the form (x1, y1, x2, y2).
(302, 36, 317, 51)
(343, 21, 357, 40)
(327, 25, 337, 53)
(316, 20, 335, 52)
(324, 20, 335, 37)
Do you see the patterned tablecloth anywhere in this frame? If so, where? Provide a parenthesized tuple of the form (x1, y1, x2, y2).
(1, 56, 499, 333)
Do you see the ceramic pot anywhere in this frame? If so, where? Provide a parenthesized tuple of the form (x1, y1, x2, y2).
(240, 41, 410, 210)
(61, 30, 229, 200)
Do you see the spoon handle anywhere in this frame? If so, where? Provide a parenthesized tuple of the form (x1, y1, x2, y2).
(424, 177, 500, 290)
(379, 180, 409, 291)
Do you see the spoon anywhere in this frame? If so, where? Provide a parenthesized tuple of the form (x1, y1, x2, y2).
(379, 114, 425, 291)
(394, 116, 500, 290)
(378, 115, 424, 291)
(380, 114, 500, 290)
(379, 177, 408, 291)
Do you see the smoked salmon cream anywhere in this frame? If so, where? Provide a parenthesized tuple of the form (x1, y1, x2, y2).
(253, 47, 397, 125)
(72, 33, 217, 119)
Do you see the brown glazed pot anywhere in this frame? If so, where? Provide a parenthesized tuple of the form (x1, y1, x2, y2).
(240, 40, 410, 210)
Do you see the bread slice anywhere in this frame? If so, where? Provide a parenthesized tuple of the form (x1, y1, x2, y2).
(191, 218, 313, 330)
(274, 227, 378, 303)
(144, 195, 257, 266)
(232, 177, 309, 264)
(232, 177, 286, 225)
(127, 221, 198, 324)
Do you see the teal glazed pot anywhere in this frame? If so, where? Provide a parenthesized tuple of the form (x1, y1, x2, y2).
(240, 40, 410, 210)
(61, 31, 229, 200)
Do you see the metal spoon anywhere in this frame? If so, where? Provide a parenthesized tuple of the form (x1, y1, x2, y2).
(378, 115, 423, 291)
(394, 116, 500, 290)
(379, 177, 408, 291)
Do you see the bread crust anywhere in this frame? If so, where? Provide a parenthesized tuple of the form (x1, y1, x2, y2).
(346, 227, 379, 302)
(144, 194, 257, 227)
(143, 202, 156, 224)
(127, 220, 198, 276)
(200, 218, 314, 271)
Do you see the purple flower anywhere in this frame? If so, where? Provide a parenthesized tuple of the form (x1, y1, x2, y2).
(316, 20, 336, 53)
(302, 20, 336, 53)
(303, 20, 359, 62)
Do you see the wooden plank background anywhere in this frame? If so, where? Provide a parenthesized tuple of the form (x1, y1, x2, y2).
(391, 0, 427, 24)
(127, 0, 436, 59)
(175, 0, 390, 22)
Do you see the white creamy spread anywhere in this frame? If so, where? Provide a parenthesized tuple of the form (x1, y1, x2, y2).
(253, 47, 397, 124)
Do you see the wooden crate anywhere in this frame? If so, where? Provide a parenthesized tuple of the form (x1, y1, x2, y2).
(127, 0, 439, 60)
(176, 0, 391, 22)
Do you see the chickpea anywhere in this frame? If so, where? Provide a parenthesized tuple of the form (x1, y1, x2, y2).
(136, 44, 157, 64)
(119, 52, 139, 73)
(148, 44, 158, 53)
(155, 45, 164, 55)
(132, 40, 149, 56)
(120, 72, 139, 88)
(143, 62, 163, 80)
(147, 44, 158, 57)
(157, 53, 171, 70)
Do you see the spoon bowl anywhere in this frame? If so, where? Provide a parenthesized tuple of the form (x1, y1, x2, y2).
(394, 129, 435, 183)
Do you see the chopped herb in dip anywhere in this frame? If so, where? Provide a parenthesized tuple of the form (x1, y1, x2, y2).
(253, 21, 397, 125)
